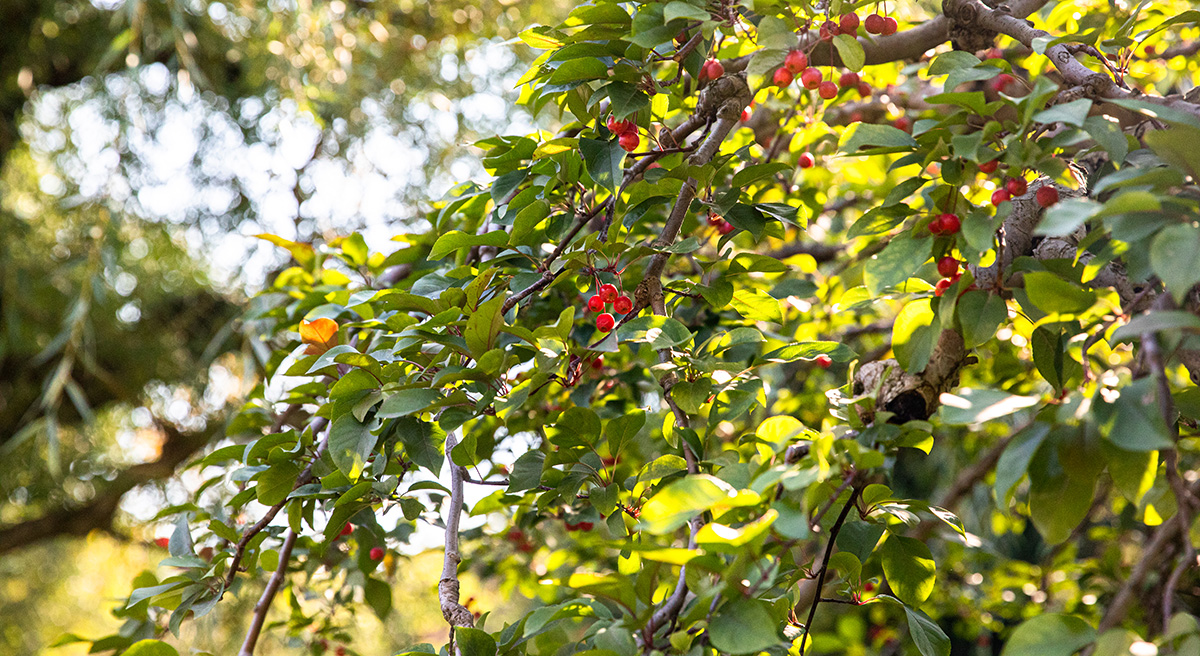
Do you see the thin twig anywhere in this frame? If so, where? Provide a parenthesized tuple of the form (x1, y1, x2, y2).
(237, 528, 299, 656)
(799, 483, 863, 655)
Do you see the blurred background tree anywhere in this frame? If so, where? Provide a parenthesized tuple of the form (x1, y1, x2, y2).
(0, 0, 570, 652)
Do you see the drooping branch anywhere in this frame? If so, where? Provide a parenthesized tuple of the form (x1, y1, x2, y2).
(0, 420, 216, 554)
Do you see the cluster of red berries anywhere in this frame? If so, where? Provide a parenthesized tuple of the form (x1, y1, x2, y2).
(934, 256, 962, 296)
(588, 283, 633, 332)
(606, 115, 639, 152)
(863, 13, 899, 35)
(773, 49, 871, 100)
(707, 213, 736, 235)
(928, 213, 962, 236)
(505, 529, 536, 553)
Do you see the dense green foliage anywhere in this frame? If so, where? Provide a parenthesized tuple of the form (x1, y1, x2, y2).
(4, 0, 1200, 655)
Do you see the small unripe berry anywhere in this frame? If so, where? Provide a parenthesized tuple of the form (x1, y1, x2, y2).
(838, 71, 860, 89)
(937, 256, 959, 278)
(587, 295, 605, 312)
(596, 312, 615, 332)
(882, 16, 898, 35)
(618, 131, 639, 152)
(1005, 177, 1028, 196)
(613, 295, 633, 314)
(800, 67, 823, 90)
(598, 283, 618, 303)
(991, 189, 1011, 205)
(839, 13, 860, 33)
(815, 354, 833, 369)
(864, 13, 886, 34)
(934, 277, 954, 296)
(798, 152, 815, 169)
(784, 50, 808, 74)
(369, 547, 384, 560)
(1036, 186, 1060, 208)
(818, 81, 838, 99)
(773, 67, 794, 87)
(938, 213, 961, 235)
(819, 20, 839, 41)
(979, 160, 999, 174)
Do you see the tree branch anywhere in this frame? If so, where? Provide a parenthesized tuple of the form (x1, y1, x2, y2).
(237, 527, 299, 656)
(799, 483, 863, 655)
(439, 429, 476, 653)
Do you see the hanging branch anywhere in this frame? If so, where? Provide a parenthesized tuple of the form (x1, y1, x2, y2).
(799, 482, 863, 656)
(439, 430, 476, 653)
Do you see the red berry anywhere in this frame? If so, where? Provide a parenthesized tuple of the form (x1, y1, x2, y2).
(800, 67, 823, 90)
(928, 216, 945, 235)
(618, 131, 639, 152)
(613, 295, 633, 314)
(717, 220, 736, 235)
(934, 278, 954, 296)
(864, 581, 876, 592)
(579, 522, 594, 531)
(798, 152, 815, 169)
(991, 189, 1011, 205)
(740, 108, 750, 121)
(596, 312, 616, 332)
(815, 354, 833, 369)
(892, 116, 912, 132)
(938, 213, 961, 235)
(1036, 186, 1060, 208)
(340, 523, 353, 537)
(1005, 177, 1027, 196)
(979, 159, 999, 174)
(840, 13, 860, 33)
(369, 547, 384, 561)
(598, 283, 618, 303)
(990, 73, 1015, 93)
(838, 71, 860, 89)
(864, 13, 886, 34)
(591, 356, 604, 369)
(155, 537, 170, 548)
(820, 20, 839, 41)
(985, 47, 1004, 59)
(707, 213, 723, 226)
(704, 59, 725, 80)
(937, 256, 959, 278)
(882, 17, 898, 35)
(818, 81, 838, 99)
(1144, 45, 1156, 56)
(587, 295, 605, 312)
(857, 81, 872, 96)
(773, 67, 794, 87)
(848, 111, 864, 123)
(607, 116, 635, 135)
(784, 50, 808, 74)
(606, 116, 618, 132)
(336, 647, 346, 656)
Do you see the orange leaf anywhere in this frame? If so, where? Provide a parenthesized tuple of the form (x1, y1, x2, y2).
(300, 318, 339, 355)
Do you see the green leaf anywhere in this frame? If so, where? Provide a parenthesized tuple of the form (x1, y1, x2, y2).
(1110, 310, 1200, 343)
(1084, 115, 1129, 163)
(606, 81, 649, 118)
(124, 640, 180, 656)
(1033, 99, 1093, 127)
(833, 33, 865, 71)
(839, 122, 918, 152)
(169, 513, 194, 557)
(580, 137, 625, 193)
(617, 315, 693, 349)
(394, 418, 445, 474)
(708, 599, 783, 654)
(730, 288, 783, 323)
(957, 291, 1007, 349)
(927, 51, 981, 75)
(465, 296, 505, 358)
(938, 388, 1039, 425)
(606, 411, 646, 457)
(731, 163, 791, 189)
(663, 1, 710, 22)
(364, 577, 393, 619)
(1036, 198, 1101, 237)
(378, 389, 442, 419)
(550, 407, 601, 447)
(255, 461, 300, 506)
(994, 423, 1051, 504)
(759, 341, 857, 363)
(1098, 378, 1174, 451)
(1000, 614, 1096, 656)
(1150, 223, 1200, 303)
(880, 535, 936, 606)
(1024, 271, 1096, 314)
(905, 607, 951, 656)
(507, 450, 545, 493)
(865, 233, 928, 295)
(428, 230, 509, 261)
(640, 474, 736, 534)
(456, 627, 497, 656)
(547, 58, 608, 84)
(328, 415, 377, 480)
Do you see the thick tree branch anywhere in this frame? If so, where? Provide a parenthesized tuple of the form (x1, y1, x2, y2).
(0, 420, 215, 554)
(439, 429, 476, 653)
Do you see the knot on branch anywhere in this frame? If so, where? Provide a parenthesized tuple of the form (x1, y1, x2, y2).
(695, 73, 752, 123)
(1081, 72, 1115, 97)
(852, 329, 970, 423)
(438, 576, 476, 629)
(942, 0, 998, 52)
